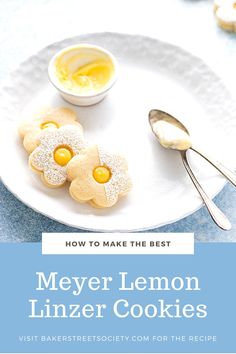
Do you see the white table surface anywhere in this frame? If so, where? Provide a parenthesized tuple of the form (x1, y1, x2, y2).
(1, 0, 236, 241)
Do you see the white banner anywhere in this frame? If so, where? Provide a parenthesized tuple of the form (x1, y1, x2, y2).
(42, 233, 194, 255)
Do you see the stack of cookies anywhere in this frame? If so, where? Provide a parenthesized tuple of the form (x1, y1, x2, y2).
(19, 107, 132, 208)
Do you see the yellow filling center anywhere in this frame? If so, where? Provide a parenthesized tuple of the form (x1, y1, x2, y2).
(56, 58, 114, 94)
(54, 147, 72, 166)
(93, 166, 111, 184)
(41, 121, 58, 130)
(234, 2, 236, 9)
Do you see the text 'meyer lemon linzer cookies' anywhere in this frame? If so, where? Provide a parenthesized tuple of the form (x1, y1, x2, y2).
(67, 145, 132, 208)
(18, 107, 82, 153)
(29, 125, 86, 188)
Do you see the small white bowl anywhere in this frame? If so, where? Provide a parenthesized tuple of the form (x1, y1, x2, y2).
(48, 44, 118, 106)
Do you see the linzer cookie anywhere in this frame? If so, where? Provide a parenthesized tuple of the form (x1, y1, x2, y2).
(29, 125, 86, 188)
(214, 0, 236, 32)
(67, 145, 132, 208)
(19, 107, 82, 153)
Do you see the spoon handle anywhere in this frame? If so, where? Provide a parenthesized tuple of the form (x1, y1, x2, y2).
(191, 147, 236, 187)
(180, 151, 231, 231)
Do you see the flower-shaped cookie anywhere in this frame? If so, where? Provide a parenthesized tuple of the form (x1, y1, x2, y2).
(29, 125, 86, 187)
(19, 107, 82, 153)
(214, 0, 236, 32)
(67, 145, 132, 208)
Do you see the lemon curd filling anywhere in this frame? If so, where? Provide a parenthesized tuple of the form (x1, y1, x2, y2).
(54, 146, 73, 166)
(55, 56, 114, 94)
(41, 121, 58, 130)
(93, 166, 111, 184)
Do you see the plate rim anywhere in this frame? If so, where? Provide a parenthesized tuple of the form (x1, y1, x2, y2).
(0, 174, 227, 232)
(0, 31, 234, 232)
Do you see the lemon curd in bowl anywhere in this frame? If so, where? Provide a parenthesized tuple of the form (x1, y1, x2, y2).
(48, 44, 117, 106)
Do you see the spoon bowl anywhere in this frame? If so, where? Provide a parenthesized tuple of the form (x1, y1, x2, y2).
(149, 109, 190, 135)
(149, 109, 192, 151)
(149, 109, 236, 188)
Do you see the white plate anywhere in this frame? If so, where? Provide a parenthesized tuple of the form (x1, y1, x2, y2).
(1, 33, 236, 232)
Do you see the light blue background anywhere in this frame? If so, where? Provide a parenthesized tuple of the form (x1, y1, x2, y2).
(0, 243, 235, 353)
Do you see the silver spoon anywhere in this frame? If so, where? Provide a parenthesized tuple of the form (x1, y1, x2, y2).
(149, 109, 234, 231)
